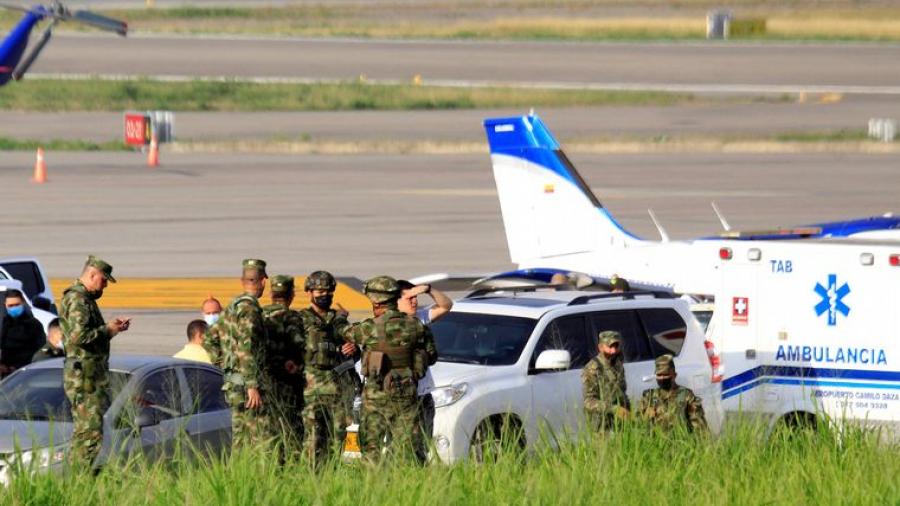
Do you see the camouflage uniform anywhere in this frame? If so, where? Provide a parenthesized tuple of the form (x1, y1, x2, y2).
(59, 256, 117, 467)
(582, 331, 630, 431)
(262, 275, 306, 449)
(204, 259, 276, 448)
(344, 276, 437, 460)
(298, 271, 354, 463)
(637, 354, 708, 434)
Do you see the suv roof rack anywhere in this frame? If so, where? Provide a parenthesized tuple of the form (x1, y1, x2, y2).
(567, 290, 674, 306)
(464, 284, 572, 299)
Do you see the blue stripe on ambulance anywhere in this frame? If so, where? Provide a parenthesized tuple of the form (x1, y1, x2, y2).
(722, 366, 900, 400)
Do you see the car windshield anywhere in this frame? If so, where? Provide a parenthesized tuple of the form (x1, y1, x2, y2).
(0, 368, 131, 422)
(431, 312, 537, 366)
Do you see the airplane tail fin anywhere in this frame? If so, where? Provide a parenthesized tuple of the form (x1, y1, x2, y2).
(483, 114, 643, 267)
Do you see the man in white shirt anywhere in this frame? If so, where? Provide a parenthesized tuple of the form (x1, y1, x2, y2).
(174, 319, 212, 364)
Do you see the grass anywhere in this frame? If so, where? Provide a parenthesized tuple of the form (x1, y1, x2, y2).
(2, 420, 898, 505)
(0, 78, 697, 112)
(0, 137, 130, 152)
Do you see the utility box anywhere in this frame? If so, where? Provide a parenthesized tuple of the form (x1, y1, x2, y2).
(868, 118, 897, 143)
(707, 10, 732, 39)
(149, 110, 175, 143)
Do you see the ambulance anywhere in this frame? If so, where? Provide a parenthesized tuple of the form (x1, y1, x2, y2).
(709, 239, 900, 435)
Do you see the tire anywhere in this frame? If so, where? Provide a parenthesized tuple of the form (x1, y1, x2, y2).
(468, 415, 525, 463)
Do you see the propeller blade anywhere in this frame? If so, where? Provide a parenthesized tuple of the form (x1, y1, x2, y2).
(72, 9, 127, 36)
(12, 22, 53, 80)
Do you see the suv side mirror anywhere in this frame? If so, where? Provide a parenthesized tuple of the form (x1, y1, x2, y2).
(534, 350, 571, 371)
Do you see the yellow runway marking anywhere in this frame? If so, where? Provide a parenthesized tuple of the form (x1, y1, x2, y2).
(49, 277, 371, 311)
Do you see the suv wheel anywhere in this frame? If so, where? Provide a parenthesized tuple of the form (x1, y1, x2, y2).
(468, 415, 525, 463)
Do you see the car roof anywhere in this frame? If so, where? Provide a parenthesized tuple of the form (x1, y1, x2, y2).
(452, 289, 674, 319)
(23, 355, 217, 375)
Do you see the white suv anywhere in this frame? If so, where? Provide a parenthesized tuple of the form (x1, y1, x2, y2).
(424, 288, 725, 463)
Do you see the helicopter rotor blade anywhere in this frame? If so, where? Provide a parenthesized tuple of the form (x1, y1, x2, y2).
(71, 9, 127, 36)
(11, 20, 54, 81)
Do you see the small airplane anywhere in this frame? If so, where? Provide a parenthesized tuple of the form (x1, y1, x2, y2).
(482, 113, 900, 295)
(0, 1, 127, 86)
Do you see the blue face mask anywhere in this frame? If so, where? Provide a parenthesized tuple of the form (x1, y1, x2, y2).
(6, 305, 24, 319)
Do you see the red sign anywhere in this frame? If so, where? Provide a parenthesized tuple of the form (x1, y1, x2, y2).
(732, 297, 749, 325)
(124, 113, 150, 146)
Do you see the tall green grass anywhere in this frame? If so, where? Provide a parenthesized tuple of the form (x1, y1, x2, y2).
(0, 79, 694, 112)
(3, 420, 897, 505)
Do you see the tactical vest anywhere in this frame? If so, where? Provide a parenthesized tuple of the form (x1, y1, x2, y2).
(361, 312, 418, 396)
(305, 310, 343, 370)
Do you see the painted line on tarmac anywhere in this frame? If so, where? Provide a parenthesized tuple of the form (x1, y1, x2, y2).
(48, 277, 371, 311)
(26, 73, 900, 96)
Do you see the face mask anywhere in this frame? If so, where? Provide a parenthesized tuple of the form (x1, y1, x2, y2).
(657, 378, 674, 390)
(55, 338, 65, 351)
(6, 305, 24, 319)
(313, 294, 333, 310)
(203, 313, 220, 326)
(86, 289, 103, 301)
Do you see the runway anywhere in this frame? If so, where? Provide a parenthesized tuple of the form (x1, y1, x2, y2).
(30, 34, 900, 93)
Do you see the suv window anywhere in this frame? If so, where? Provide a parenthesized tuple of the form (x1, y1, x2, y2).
(588, 310, 652, 363)
(137, 369, 183, 418)
(432, 312, 537, 366)
(638, 308, 688, 357)
(0, 262, 44, 300)
(531, 315, 592, 368)
(183, 367, 228, 414)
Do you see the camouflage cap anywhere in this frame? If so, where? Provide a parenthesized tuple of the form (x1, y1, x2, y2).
(655, 354, 676, 375)
(304, 270, 337, 291)
(242, 258, 267, 277)
(364, 275, 400, 304)
(85, 255, 116, 283)
(270, 275, 295, 295)
(598, 330, 622, 346)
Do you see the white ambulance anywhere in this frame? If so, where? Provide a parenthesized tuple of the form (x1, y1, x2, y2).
(709, 239, 900, 435)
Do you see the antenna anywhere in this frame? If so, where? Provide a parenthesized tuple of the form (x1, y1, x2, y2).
(712, 201, 731, 231)
(647, 209, 670, 242)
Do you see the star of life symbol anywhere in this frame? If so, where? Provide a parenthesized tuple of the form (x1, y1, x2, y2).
(814, 274, 850, 326)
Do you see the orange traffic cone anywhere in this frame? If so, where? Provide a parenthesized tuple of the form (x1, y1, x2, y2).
(147, 133, 160, 168)
(31, 147, 48, 183)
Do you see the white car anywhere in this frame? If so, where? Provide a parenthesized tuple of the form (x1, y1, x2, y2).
(423, 287, 725, 463)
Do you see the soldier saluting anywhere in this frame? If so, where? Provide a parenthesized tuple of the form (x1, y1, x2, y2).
(344, 276, 437, 461)
(60, 256, 130, 468)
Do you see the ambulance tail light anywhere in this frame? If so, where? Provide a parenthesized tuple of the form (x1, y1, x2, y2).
(719, 247, 733, 260)
(890, 254, 900, 267)
(704, 340, 723, 383)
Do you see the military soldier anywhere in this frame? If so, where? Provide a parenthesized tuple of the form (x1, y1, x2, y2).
(582, 330, 630, 431)
(344, 276, 437, 461)
(298, 270, 356, 464)
(637, 354, 708, 434)
(59, 256, 131, 467)
(262, 274, 306, 450)
(204, 258, 275, 449)
(32, 318, 65, 363)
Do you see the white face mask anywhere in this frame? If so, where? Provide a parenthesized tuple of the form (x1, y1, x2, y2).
(203, 313, 220, 326)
